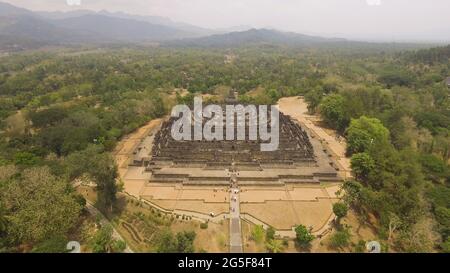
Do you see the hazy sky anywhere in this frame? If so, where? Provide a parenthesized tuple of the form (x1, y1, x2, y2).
(4, 0, 450, 41)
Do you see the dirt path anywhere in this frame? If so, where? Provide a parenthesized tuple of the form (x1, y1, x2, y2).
(278, 96, 352, 180)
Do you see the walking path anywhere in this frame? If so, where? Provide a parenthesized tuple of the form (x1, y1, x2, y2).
(229, 172, 243, 253)
(229, 189, 243, 253)
(85, 201, 133, 253)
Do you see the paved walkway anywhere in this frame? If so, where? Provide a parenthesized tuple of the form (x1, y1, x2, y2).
(229, 177, 243, 253)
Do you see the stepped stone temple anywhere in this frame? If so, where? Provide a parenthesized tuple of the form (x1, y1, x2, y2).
(131, 101, 341, 187)
(123, 95, 344, 246)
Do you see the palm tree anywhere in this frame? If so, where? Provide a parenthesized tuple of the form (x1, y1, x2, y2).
(266, 239, 284, 253)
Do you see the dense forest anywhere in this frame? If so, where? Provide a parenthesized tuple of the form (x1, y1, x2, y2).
(0, 44, 449, 252)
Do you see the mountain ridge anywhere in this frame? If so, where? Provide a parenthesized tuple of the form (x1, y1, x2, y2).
(0, 1, 200, 49)
(0, 1, 356, 51)
(165, 28, 348, 48)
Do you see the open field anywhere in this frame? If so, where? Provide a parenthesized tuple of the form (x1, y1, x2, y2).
(141, 185, 229, 203)
(149, 199, 230, 216)
(241, 199, 335, 231)
(138, 183, 340, 232)
(240, 186, 334, 202)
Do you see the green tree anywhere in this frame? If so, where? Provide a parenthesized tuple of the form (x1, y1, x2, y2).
(90, 225, 115, 253)
(266, 239, 284, 253)
(387, 213, 402, 243)
(341, 180, 364, 207)
(333, 202, 348, 226)
(65, 145, 104, 180)
(351, 153, 375, 182)
(28, 107, 68, 128)
(346, 116, 390, 156)
(434, 206, 450, 239)
(295, 225, 314, 248)
(266, 226, 276, 241)
(157, 230, 196, 253)
(176, 231, 196, 253)
(1, 167, 81, 244)
(378, 69, 414, 87)
(157, 230, 178, 253)
(91, 155, 118, 213)
(319, 94, 348, 131)
(420, 154, 449, 182)
(304, 90, 323, 114)
(251, 225, 265, 243)
(441, 238, 450, 253)
(14, 152, 40, 167)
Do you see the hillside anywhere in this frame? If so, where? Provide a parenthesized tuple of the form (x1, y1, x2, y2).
(55, 14, 189, 42)
(0, 1, 203, 50)
(165, 28, 347, 47)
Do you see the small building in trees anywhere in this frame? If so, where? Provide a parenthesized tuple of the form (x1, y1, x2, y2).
(446, 77, 450, 87)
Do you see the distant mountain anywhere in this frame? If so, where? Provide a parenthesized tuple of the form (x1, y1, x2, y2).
(166, 28, 347, 48)
(54, 14, 191, 42)
(0, 34, 48, 51)
(0, 2, 31, 16)
(96, 10, 214, 37)
(0, 1, 350, 52)
(0, 14, 105, 44)
(36, 9, 94, 20)
(214, 25, 253, 34)
(0, 1, 211, 50)
(37, 9, 213, 37)
(0, 3, 47, 51)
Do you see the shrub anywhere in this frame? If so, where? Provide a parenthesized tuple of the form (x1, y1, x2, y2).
(329, 229, 351, 250)
(31, 235, 68, 253)
(251, 225, 265, 243)
(266, 226, 276, 241)
(354, 240, 366, 253)
(112, 240, 127, 253)
(295, 225, 314, 247)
